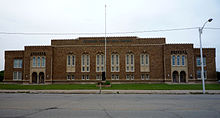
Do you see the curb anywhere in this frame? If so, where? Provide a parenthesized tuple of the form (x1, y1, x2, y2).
(1, 90, 220, 94)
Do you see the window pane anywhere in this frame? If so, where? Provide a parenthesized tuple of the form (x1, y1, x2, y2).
(72, 56, 75, 66)
(203, 57, 206, 66)
(13, 60, 17, 68)
(18, 72, 22, 80)
(146, 55, 148, 65)
(82, 55, 85, 65)
(13, 72, 17, 80)
(182, 56, 185, 66)
(196, 57, 200, 66)
(131, 55, 134, 65)
(101, 55, 104, 65)
(67, 56, 71, 66)
(87, 55, 89, 65)
(126, 55, 129, 65)
(172, 55, 175, 66)
(37, 57, 41, 67)
(111, 74, 114, 80)
(116, 66, 119, 71)
(111, 55, 114, 65)
(116, 55, 119, 65)
(141, 74, 144, 80)
(177, 56, 180, 65)
(141, 55, 144, 65)
(97, 55, 99, 65)
(42, 57, 45, 67)
(197, 70, 201, 78)
(72, 75, 74, 80)
(126, 75, 130, 80)
(33, 57, 36, 67)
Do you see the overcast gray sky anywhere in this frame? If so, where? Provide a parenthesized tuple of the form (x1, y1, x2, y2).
(0, 0, 220, 71)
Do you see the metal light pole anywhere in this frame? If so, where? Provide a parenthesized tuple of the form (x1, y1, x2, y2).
(104, 4, 107, 80)
(199, 18, 212, 94)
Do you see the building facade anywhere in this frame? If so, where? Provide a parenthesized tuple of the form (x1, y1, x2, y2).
(4, 36, 217, 84)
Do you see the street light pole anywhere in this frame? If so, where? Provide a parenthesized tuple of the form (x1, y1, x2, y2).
(199, 18, 212, 94)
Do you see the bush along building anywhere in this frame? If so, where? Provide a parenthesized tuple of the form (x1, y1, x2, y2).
(4, 36, 217, 84)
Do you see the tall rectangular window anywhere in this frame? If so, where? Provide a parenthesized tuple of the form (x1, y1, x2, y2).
(145, 55, 149, 65)
(32, 57, 36, 67)
(177, 55, 180, 66)
(172, 55, 175, 66)
(42, 57, 46, 67)
(141, 55, 144, 65)
(96, 54, 104, 72)
(196, 57, 206, 66)
(182, 55, 185, 66)
(82, 54, 90, 72)
(126, 54, 134, 72)
(97, 55, 99, 66)
(72, 56, 75, 66)
(37, 57, 41, 67)
(67, 56, 71, 66)
(140, 54, 149, 66)
(111, 54, 120, 72)
(14, 59, 22, 68)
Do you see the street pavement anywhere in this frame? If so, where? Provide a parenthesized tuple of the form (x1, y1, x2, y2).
(0, 93, 220, 118)
(1, 90, 220, 94)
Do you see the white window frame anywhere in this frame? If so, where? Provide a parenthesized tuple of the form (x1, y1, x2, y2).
(14, 59, 22, 68)
(32, 57, 36, 67)
(197, 70, 207, 79)
(172, 55, 175, 66)
(67, 75, 71, 80)
(13, 71, 22, 80)
(196, 57, 206, 67)
(82, 54, 90, 72)
(96, 54, 104, 72)
(126, 54, 135, 72)
(42, 56, 46, 67)
(111, 54, 120, 72)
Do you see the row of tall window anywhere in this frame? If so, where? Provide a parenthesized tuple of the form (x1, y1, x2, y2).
(32, 56, 46, 67)
(172, 55, 186, 66)
(66, 74, 150, 80)
(67, 53, 150, 72)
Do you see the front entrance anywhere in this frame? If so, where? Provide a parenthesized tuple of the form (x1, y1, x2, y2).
(172, 71, 179, 83)
(180, 71, 186, 83)
(39, 72, 44, 84)
(32, 72, 37, 83)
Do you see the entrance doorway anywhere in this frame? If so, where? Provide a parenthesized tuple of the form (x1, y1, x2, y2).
(172, 71, 179, 83)
(39, 72, 44, 84)
(180, 71, 186, 83)
(32, 72, 37, 84)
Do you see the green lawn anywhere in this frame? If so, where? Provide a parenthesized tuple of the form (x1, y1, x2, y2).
(0, 84, 220, 90)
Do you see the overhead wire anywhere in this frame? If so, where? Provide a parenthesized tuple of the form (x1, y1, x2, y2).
(0, 27, 219, 36)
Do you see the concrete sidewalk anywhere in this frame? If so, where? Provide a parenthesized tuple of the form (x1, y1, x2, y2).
(1, 90, 220, 94)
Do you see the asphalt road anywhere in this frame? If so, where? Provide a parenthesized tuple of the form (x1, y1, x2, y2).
(0, 94, 220, 118)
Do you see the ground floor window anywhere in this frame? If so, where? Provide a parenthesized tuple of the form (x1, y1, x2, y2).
(111, 74, 119, 80)
(126, 74, 134, 80)
(141, 74, 149, 80)
(67, 74, 74, 80)
(96, 75, 101, 80)
(197, 70, 207, 79)
(13, 71, 22, 80)
(82, 75, 89, 80)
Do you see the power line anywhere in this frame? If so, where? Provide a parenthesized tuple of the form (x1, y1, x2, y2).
(0, 27, 219, 35)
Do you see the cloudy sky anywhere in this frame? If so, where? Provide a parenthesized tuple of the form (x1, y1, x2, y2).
(0, 0, 220, 71)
